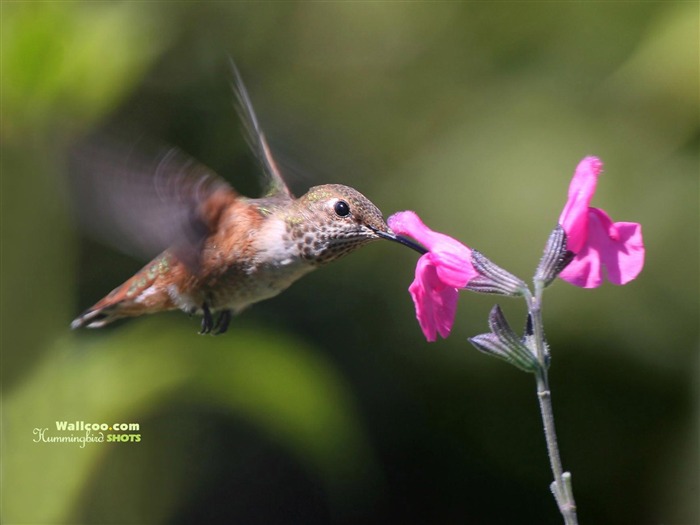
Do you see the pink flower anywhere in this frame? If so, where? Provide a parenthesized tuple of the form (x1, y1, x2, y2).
(558, 157, 644, 288)
(388, 211, 478, 341)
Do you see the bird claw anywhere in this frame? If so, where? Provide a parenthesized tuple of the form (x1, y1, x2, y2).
(199, 303, 213, 334)
(199, 304, 231, 335)
(213, 310, 231, 335)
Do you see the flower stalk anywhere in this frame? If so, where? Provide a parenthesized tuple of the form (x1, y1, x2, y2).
(525, 285, 579, 525)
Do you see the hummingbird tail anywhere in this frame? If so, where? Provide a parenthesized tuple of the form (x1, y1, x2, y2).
(71, 288, 173, 329)
(71, 303, 124, 329)
(70, 286, 152, 329)
(71, 257, 178, 329)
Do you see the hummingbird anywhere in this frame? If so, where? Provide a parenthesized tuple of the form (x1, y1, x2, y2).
(70, 64, 425, 334)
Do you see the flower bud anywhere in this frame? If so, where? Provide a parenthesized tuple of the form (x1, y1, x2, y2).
(534, 225, 575, 287)
(466, 250, 527, 296)
(468, 305, 539, 373)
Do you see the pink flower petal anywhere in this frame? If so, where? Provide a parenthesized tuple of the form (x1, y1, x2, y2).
(389, 211, 477, 287)
(559, 156, 603, 254)
(388, 211, 436, 247)
(557, 157, 644, 288)
(559, 208, 645, 287)
(409, 255, 459, 341)
(389, 211, 476, 341)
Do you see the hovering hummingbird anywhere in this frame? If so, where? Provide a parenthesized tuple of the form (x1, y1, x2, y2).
(70, 64, 425, 334)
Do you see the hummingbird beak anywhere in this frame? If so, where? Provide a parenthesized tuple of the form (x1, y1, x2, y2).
(372, 228, 428, 255)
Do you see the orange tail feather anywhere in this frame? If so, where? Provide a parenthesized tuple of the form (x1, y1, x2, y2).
(71, 257, 177, 329)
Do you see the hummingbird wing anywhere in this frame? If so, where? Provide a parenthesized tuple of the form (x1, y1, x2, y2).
(68, 139, 238, 272)
(230, 59, 294, 199)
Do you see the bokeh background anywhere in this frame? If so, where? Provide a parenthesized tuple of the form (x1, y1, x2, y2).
(2, 3, 698, 524)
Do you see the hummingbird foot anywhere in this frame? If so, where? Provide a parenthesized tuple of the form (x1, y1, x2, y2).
(213, 310, 232, 335)
(199, 303, 214, 335)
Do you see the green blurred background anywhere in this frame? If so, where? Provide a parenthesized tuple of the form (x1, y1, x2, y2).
(2, 2, 697, 524)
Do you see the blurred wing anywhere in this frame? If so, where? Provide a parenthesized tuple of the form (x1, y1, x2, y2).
(68, 139, 238, 271)
(230, 59, 293, 199)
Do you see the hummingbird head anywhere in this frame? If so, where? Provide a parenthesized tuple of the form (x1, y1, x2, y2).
(291, 184, 426, 265)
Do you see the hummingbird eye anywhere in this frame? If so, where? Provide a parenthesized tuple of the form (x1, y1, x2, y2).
(334, 200, 351, 217)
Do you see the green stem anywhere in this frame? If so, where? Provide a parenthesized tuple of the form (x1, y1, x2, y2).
(526, 285, 579, 525)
